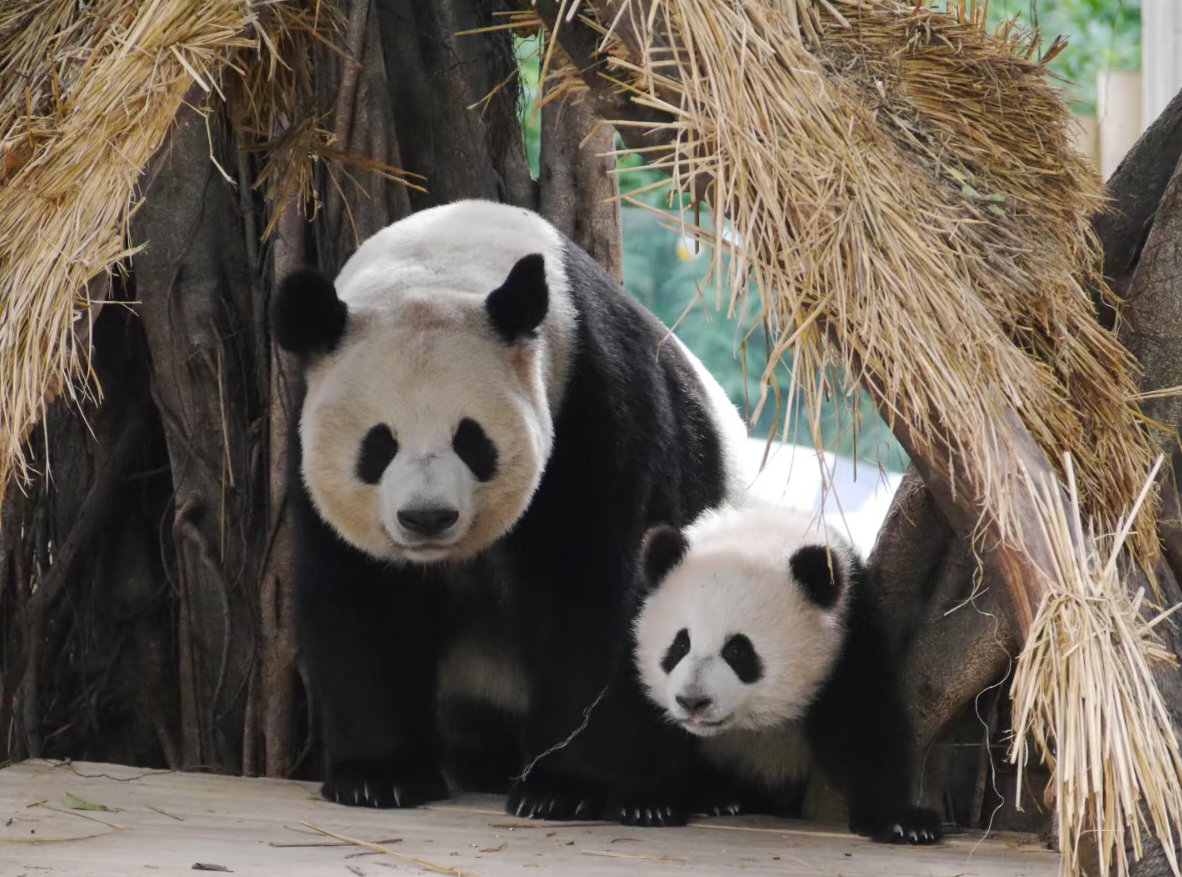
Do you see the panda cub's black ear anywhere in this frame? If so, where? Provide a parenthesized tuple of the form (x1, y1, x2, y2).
(486, 254, 549, 343)
(789, 545, 844, 609)
(272, 267, 347, 356)
(638, 525, 688, 593)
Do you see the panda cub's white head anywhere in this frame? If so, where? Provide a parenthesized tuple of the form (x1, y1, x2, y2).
(632, 504, 855, 737)
(272, 202, 576, 565)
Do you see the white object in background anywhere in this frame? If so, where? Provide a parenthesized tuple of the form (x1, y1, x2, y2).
(1142, 0, 1182, 132)
(742, 439, 902, 557)
(1069, 113, 1099, 170)
(1098, 67, 1143, 180)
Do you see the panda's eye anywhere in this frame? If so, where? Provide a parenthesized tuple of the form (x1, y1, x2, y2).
(452, 417, 498, 482)
(721, 634, 763, 684)
(357, 424, 398, 484)
(661, 628, 690, 674)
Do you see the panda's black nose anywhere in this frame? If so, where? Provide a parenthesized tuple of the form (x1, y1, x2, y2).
(397, 506, 460, 537)
(676, 694, 713, 715)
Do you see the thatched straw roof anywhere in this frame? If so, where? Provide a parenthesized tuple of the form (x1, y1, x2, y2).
(545, 0, 1158, 570)
(0, 0, 327, 493)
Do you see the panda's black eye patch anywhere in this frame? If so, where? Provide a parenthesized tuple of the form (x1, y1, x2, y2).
(721, 634, 763, 684)
(357, 424, 398, 484)
(453, 417, 498, 482)
(661, 628, 690, 674)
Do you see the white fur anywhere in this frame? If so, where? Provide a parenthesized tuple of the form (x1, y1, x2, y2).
(669, 334, 752, 504)
(299, 201, 577, 563)
(633, 503, 855, 738)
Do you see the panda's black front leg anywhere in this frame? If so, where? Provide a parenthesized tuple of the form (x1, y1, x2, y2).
(506, 588, 691, 827)
(296, 530, 449, 809)
(804, 623, 942, 844)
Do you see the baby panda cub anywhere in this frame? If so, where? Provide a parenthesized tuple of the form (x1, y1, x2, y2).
(632, 503, 941, 844)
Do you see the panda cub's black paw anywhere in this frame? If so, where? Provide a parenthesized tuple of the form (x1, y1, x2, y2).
(322, 761, 450, 809)
(705, 800, 746, 817)
(507, 781, 686, 827)
(506, 782, 602, 821)
(852, 806, 943, 845)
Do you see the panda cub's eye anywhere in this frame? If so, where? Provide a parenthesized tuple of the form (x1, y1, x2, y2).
(357, 424, 398, 484)
(721, 634, 763, 684)
(661, 628, 690, 674)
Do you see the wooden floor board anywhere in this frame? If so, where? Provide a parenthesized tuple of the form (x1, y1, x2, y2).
(0, 760, 1057, 876)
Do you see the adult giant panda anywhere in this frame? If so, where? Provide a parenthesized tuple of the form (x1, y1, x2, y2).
(272, 200, 749, 826)
(632, 503, 942, 844)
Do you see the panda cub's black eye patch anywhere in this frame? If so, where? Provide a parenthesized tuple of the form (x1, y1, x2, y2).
(357, 424, 398, 484)
(721, 634, 763, 684)
(661, 628, 690, 674)
(452, 417, 498, 482)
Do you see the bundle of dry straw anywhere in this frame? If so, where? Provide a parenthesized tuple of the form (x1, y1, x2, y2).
(543, 0, 1158, 572)
(0, 0, 327, 495)
(1011, 456, 1182, 877)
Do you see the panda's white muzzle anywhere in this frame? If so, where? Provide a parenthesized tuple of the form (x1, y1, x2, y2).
(380, 452, 475, 559)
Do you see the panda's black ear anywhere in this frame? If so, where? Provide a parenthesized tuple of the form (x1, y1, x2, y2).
(789, 545, 844, 609)
(486, 254, 548, 343)
(272, 267, 347, 356)
(639, 525, 688, 592)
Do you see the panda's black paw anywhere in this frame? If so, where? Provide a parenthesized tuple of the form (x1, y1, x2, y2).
(322, 761, 450, 809)
(852, 806, 943, 845)
(614, 801, 687, 827)
(506, 782, 603, 821)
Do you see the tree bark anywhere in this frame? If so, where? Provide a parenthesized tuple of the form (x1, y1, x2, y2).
(315, 0, 414, 272)
(1094, 87, 1182, 311)
(538, 80, 623, 281)
(131, 103, 263, 772)
(377, 0, 533, 214)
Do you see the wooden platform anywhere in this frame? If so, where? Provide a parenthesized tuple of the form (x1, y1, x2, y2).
(1, 760, 1057, 876)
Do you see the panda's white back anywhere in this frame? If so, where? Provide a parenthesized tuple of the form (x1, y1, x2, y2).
(334, 200, 568, 309)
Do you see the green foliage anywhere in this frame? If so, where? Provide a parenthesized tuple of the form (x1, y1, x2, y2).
(516, 34, 541, 177)
(987, 0, 1141, 114)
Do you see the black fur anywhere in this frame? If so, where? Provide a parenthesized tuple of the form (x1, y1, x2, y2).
(640, 525, 688, 591)
(660, 628, 691, 674)
(283, 227, 728, 825)
(720, 633, 762, 684)
(357, 424, 398, 484)
(272, 267, 347, 356)
(486, 253, 548, 342)
(452, 418, 498, 482)
(500, 241, 725, 825)
(804, 558, 942, 844)
(790, 544, 844, 609)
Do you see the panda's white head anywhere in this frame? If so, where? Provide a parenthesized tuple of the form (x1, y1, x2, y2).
(273, 204, 576, 564)
(632, 504, 854, 737)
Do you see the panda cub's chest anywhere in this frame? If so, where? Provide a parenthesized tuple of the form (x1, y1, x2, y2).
(701, 725, 812, 791)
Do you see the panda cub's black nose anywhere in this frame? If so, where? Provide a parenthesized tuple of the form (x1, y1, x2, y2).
(676, 694, 713, 715)
(397, 506, 460, 537)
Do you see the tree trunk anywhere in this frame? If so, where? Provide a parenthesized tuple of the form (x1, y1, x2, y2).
(130, 103, 263, 772)
(538, 81, 623, 281)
